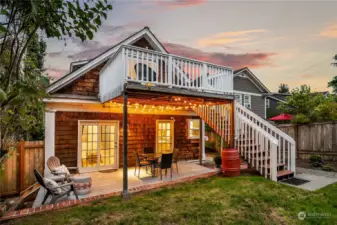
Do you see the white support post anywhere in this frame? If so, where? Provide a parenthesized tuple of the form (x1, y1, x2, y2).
(202, 120, 206, 160)
(271, 143, 278, 181)
(44, 110, 56, 176)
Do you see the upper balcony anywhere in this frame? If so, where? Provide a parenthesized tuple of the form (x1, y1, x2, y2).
(99, 45, 233, 102)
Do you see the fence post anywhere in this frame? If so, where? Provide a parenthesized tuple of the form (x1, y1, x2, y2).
(19, 140, 25, 191)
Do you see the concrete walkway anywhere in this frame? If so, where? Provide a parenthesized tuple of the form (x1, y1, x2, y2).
(283, 167, 337, 191)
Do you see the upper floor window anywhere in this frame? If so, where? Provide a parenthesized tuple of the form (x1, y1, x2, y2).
(234, 94, 242, 104)
(243, 95, 251, 109)
(266, 99, 270, 108)
(187, 119, 200, 139)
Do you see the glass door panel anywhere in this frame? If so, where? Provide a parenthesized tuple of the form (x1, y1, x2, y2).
(157, 121, 173, 154)
(99, 124, 117, 168)
(81, 125, 98, 169)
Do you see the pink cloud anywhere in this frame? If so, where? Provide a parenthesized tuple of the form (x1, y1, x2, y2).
(47, 68, 68, 80)
(158, 0, 206, 9)
(198, 29, 268, 47)
(164, 42, 277, 69)
(320, 24, 337, 38)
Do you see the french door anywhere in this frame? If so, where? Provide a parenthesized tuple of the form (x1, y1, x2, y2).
(78, 121, 119, 172)
(156, 120, 174, 154)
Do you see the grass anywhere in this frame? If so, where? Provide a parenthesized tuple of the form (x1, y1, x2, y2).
(8, 176, 337, 225)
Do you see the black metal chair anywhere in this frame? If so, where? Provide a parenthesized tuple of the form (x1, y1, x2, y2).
(134, 63, 157, 82)
(134, 152, 151, 178)
(34, 169, 78, 205)
(155, 153, 173, 180)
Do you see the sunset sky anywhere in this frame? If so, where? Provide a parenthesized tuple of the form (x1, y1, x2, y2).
(45, 0, 337, 92)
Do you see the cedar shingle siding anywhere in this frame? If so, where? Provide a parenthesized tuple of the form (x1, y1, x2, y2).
(55, 112, 200, 168)
(56, 64, 104, 96)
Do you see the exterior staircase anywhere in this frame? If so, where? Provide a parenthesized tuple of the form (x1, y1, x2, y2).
(194, 102, 296, 182)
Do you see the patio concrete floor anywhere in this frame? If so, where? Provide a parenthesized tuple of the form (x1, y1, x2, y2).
(33, 161, 215, 208)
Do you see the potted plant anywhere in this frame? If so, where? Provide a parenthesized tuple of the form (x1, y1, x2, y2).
(213, 154, 222, 173)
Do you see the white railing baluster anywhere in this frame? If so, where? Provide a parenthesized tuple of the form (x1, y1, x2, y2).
(291, 143, 296, 173)
(264, 138, 268, 179)
(271, 142, 278, 181)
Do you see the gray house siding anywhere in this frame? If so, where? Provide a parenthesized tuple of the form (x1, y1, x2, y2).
(234, 76, 261, 93)
(267, 98, 281, 119)
(251, 96, 266, 118)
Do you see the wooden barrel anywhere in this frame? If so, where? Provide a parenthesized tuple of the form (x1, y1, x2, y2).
(221, 148, 240, 177)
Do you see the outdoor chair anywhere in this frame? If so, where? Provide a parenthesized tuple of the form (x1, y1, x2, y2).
(134, 63, 157, 82)
(134, 152, 151, 178)
(47, 156, 76, 182)
(155, 153, 173, 180)
(34, 169, 78, 205)
(172, 148, 179, 173)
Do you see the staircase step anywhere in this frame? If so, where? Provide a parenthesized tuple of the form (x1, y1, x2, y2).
(277, 170, 294, 181)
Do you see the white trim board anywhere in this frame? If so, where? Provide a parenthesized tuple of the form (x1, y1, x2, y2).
(233, 90, 262, 97)
(267, 95, 287, 103)
(45, 102, 197, 116)
(47, 27, 168, 94)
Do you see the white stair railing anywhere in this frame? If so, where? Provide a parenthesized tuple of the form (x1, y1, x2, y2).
(194, 103, 281, 181)
(235, 102, 296, 174)
(194, 104, 232, 145)
(236, 113, 278, 181)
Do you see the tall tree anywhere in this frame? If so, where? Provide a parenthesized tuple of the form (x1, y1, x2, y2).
(328, 54, 337, 93)
(0, 0, 113, 147)
(278, 83, 289, 93)
(332, 54, 337, 67)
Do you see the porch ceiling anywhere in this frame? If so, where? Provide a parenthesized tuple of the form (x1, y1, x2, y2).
(103, 90, 232, 114)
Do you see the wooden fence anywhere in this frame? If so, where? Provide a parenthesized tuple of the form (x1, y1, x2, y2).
(0, 140, 44, 197)
(278, 122, 337, 161)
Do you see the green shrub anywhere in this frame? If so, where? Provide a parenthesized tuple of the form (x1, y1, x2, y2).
(292, 114, 311, 124)
(213, 155, 222, 168)
(309, 155, 322, 163)
(322, 165, 334, 172)
(205, 141, 216, 150)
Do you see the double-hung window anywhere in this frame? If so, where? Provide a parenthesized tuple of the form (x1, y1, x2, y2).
(266, 99, 270, 108)
(234, 94, 242, 104)
(243, 95, 251, 109)
(187, 119, 200, 139)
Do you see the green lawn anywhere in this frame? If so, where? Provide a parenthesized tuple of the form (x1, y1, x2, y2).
(10, 176, 337, 225)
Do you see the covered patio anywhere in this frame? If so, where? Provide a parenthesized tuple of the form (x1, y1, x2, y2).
(33, 161, 215, 208)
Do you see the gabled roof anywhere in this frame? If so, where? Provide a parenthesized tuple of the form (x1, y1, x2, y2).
(47, 27, 168, 94)
(233, 67, 271, 93)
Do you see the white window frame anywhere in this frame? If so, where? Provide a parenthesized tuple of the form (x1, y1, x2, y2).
(187, 119, 200, 139)
(243, 95, 251, 109)
(266, 98, 270, 108)
(156, 120, 174, 153)
(234, 94, 242, 104)
(77, 120, 119, 173)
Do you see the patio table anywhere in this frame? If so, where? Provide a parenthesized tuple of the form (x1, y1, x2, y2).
(141, 153, 161, 177)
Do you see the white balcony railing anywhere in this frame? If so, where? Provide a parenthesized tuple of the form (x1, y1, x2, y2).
(100, 45, 233, 102)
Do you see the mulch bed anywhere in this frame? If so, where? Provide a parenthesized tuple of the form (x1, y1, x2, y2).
(296, 158, 337, 172)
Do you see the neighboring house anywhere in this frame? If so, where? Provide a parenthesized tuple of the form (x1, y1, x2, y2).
(233, 67, 271, 119)
(44, 26, 295, 187)
(266, 93, 290, 119)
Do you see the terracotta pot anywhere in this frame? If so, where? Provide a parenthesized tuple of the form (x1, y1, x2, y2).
(221, 148, 240, 177)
